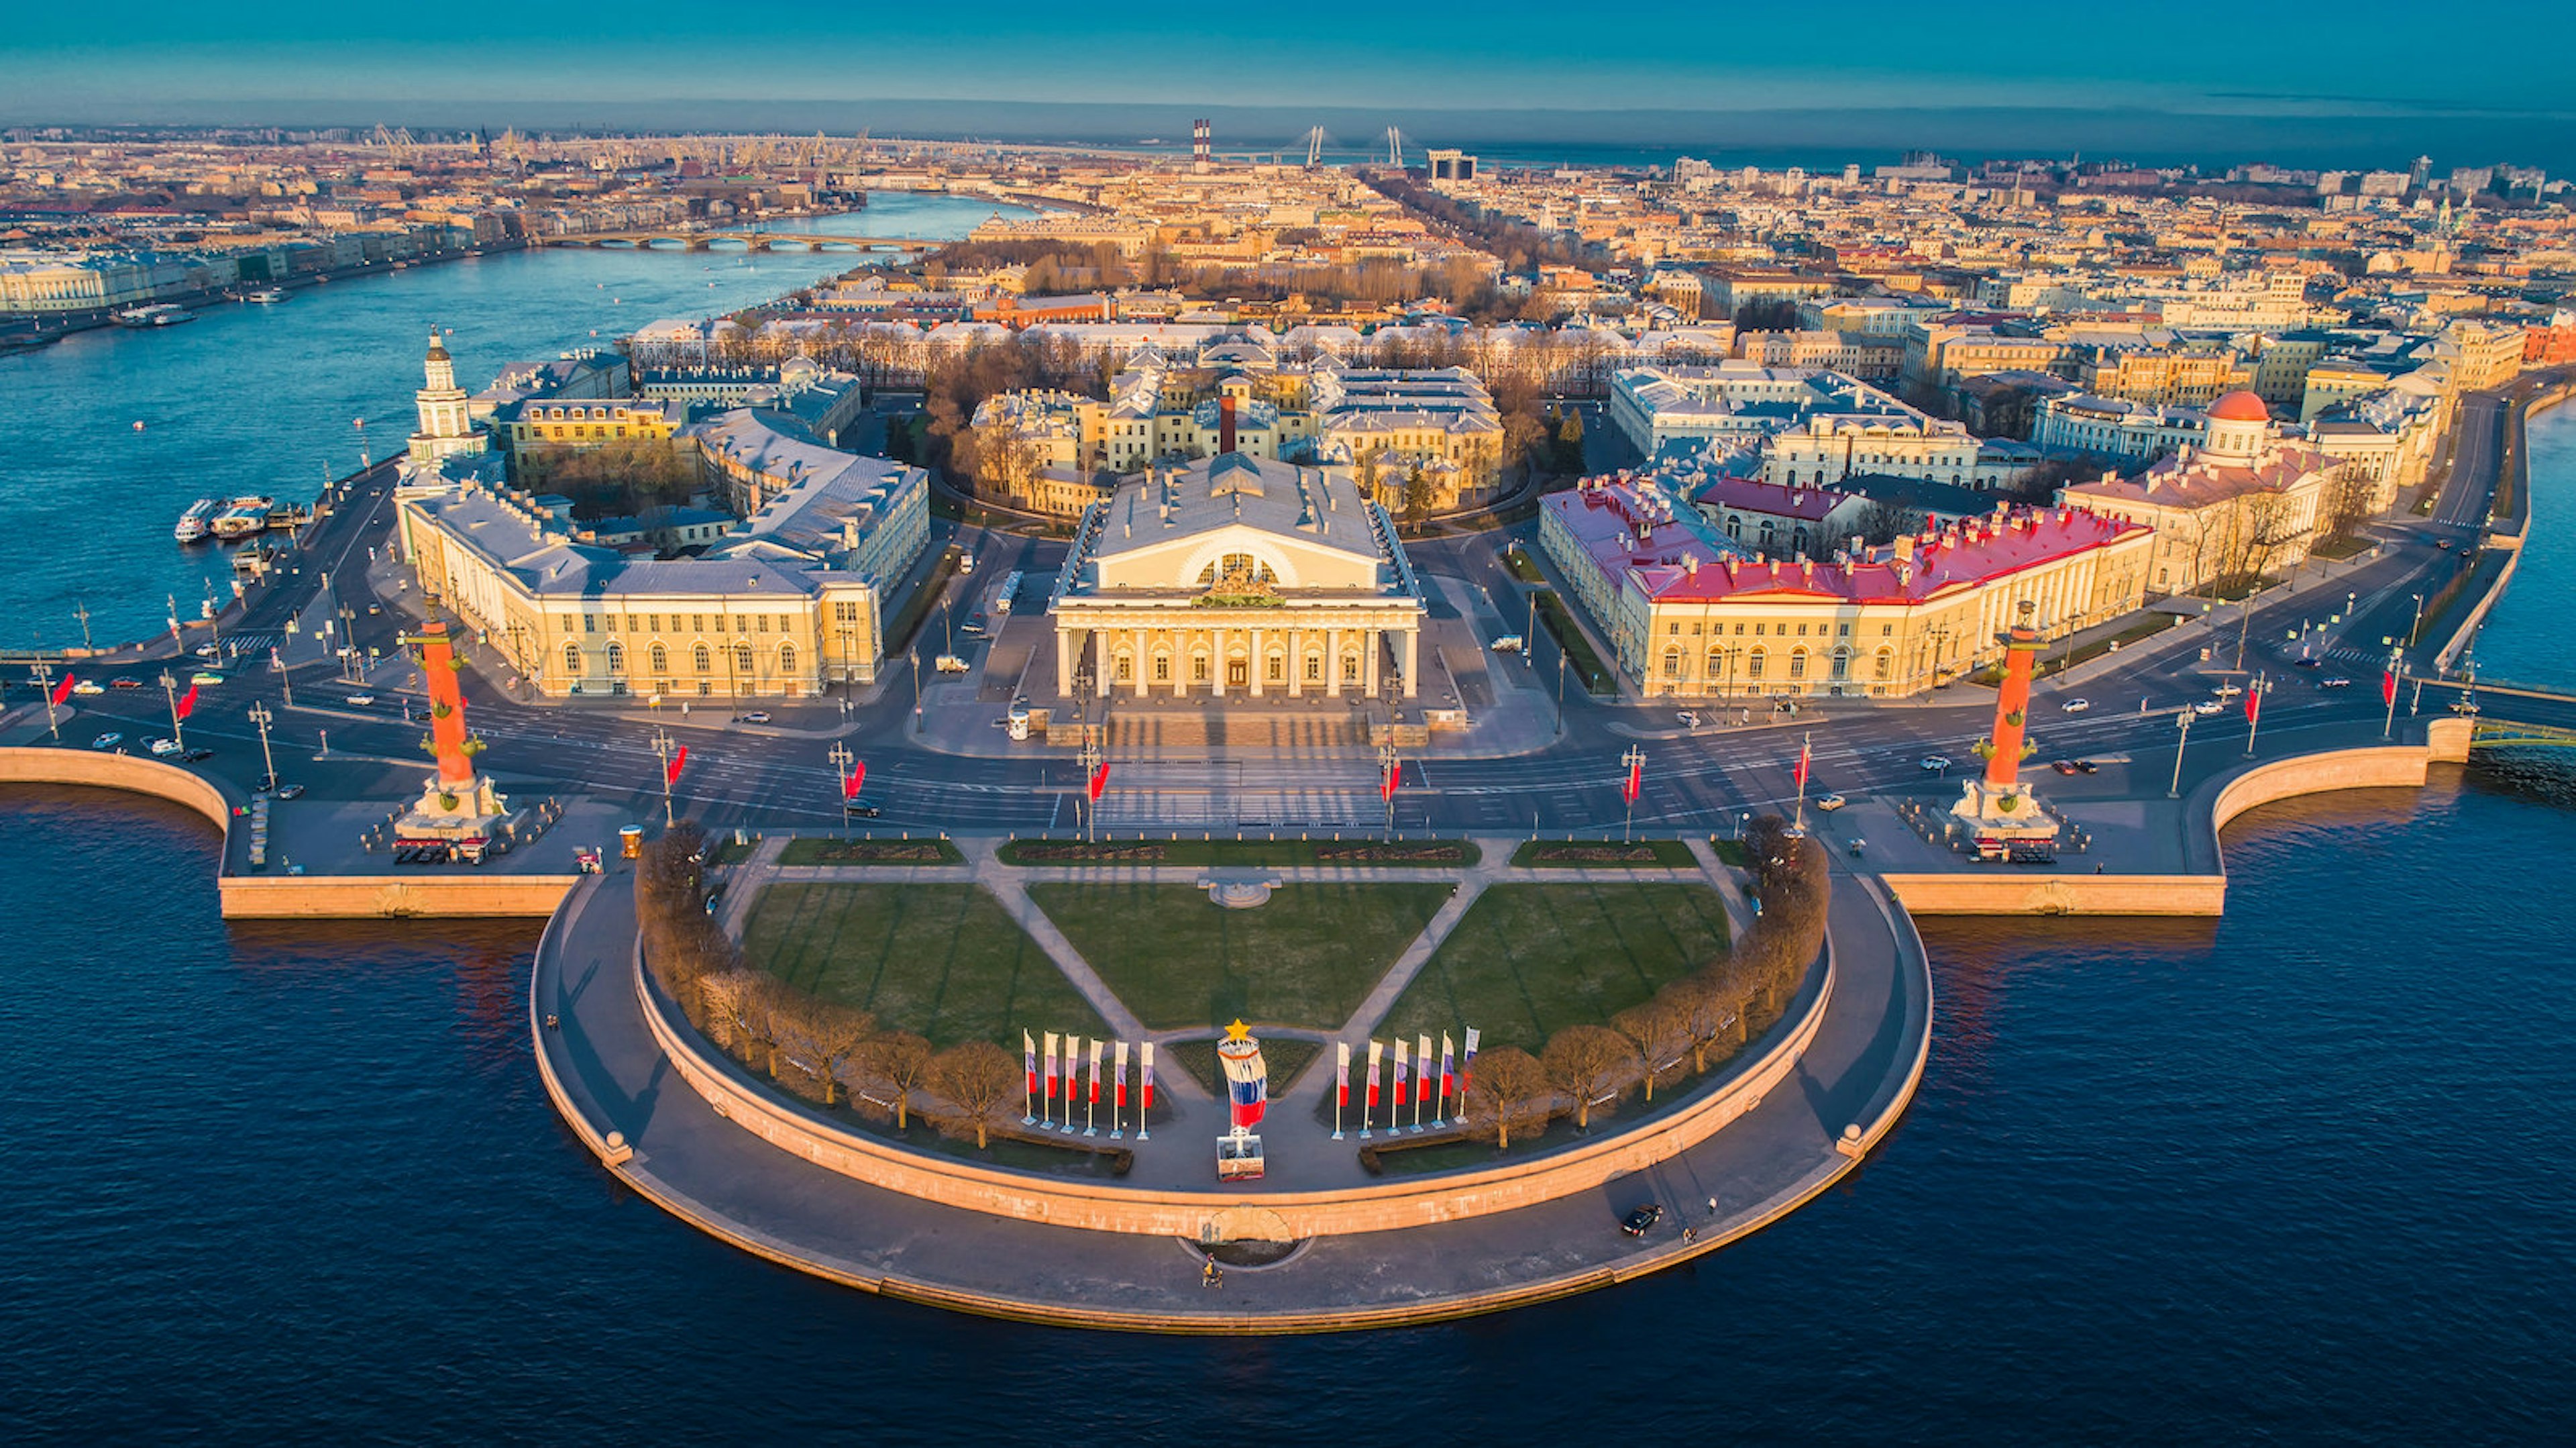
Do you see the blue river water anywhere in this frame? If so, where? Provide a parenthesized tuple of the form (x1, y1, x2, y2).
(5, 254, 2575, 1439)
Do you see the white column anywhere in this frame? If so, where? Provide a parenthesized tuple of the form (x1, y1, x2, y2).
(1250, 626, 1265, 696)
(1289, 627, 1303, 697)
(1327, 625, 1343, 696)
(1094, 629, 1110, 698)
(1133, 627, 1148, 697)
(1056, 627, 1074, 698)
(1401, 625, 1417, 699)
(1364, 625, 1381, 696)
(1212, 625, 1226, 698)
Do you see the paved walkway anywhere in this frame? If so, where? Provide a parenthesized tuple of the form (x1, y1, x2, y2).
(529, 847, 1927, 1331)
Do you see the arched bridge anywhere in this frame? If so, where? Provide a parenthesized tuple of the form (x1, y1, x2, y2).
(545, 231, 945, 253)
(2411, 677, 2576, 747)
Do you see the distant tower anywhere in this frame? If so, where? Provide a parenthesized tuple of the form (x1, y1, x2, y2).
(1192, 119, 1211, 172)
(2410, 154, 2434, 190)
(407, 329, 488, 466)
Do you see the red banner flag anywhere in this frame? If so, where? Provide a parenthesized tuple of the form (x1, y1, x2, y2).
(1382, 760, 1400, 801)
(175, 683, 198, 721)
(1087, 759, 1109, 803)
(844, 760, 865, 799)
(1791, 738, 1811, 789)
(665, 745, 688, 785)
(1621, 754, 1643, 805)
(2382, 670, 2399, 708)
(2243, 689, 2261, 725)
(1337, 1041, 1350, 1109)
(50, 674, 75, 706)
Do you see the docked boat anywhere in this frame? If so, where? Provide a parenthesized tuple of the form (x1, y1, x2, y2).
(173, 498, 218, 544)
(112, 304, 196, 327)
(209, 496, 276, 539)
(244, 289, 289, 305)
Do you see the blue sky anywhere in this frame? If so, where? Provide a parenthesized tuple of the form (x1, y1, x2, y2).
(10, 1, 2571, 115)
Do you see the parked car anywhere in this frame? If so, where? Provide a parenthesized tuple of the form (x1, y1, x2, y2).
(934, 655, 970, 673)
(89, 732, 123, 750)
(2059, 697, 2091, 713)
(111, 677, 142, 690)
(149, 737, 182, 757)
(2210, 683, 2244, 699)
(1491, 634, 1524, 654)
(2193, 700, 2225, 716)
(1620, 1204, 1664, 1237)
(71, 680, 105, 696)
(1814, 793, 1847, 811)
(2322, 676, 2352, 688)
(735, 711, 772, 724)
(1919, 755, 1953, 772)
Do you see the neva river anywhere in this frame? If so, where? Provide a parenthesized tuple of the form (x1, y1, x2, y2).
(5, 280, 2575, 1437)
(0, 193, 1019, 650)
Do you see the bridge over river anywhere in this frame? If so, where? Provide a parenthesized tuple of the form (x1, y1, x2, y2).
(544, 231, 943, 253)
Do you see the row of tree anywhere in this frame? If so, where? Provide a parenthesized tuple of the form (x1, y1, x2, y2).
(637, 825, 1026, 1148)
(1449, 817, 1833, 1150)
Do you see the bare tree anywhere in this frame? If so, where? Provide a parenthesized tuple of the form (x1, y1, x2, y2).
(1854, 500, 1921, 547)
(1541, 1025, 1641, 1129)
(1672, 973, 1743, 1070)
(927, 1041, 1019, 1149)
(1612, 992, 1696, 1102)
(852, 1029, 934, 1129)
(800, 1000, 877, 1107)
(1461, 1045, 1551, 1151)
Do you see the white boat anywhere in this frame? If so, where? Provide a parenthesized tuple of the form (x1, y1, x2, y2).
(173, 498, 218, 543)
(210, 496, 276, 539)
(112, 304, 195, 327)
(244, 289, 288, 304)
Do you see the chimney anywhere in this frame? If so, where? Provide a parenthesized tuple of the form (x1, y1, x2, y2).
(1893, 534, 1915, 563)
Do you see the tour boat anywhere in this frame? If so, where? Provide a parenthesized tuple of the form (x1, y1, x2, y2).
(244, 289, 288, 304)
(209, 496, 276, 540)
(173, 498, 218, 543)
(112, 304, 195, 327)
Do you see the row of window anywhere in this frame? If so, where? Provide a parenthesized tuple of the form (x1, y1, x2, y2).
(568, 640, 800, 676)
(1115, 652, 1360, 683)
(1666, 619, 1888, 638)
(1661, 645, 1896, 682)
(570, 613, 799, 635)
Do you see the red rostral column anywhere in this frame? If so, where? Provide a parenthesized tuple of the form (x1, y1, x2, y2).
(414, 621, 476, 793)
(1982, 601, 2042, 790)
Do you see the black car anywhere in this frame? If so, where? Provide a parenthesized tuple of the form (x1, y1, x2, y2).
(2292, 657, 2323, 669)
(276, 783, 307, 800)
(182, 747, 215, 762)
(844, 798, 883, 819)
(1620, 1204, 1664, 1237)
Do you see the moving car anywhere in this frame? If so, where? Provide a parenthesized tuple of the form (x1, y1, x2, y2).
(344, 692, 375, 705)
(2074, 760, 2100, 774)
(182, 747, 215, 763)
(2322, 676, 2351, 688)
(2193, 700, 2225, 715)
(1814, 793, 1847, 811)
(111, 678, 142, 690)
(190, 671, 223, 686)
(71, 680, 104, 696)
(735, 711, 772, 724)
(1675, 710, 1700, 728)
(2051, 759, 2081, 775)
(934, 655, 970, 673)
(843, 798, 882, 818)
(194, 643, 222, 660)
(148, 737, 182, 757)
(2059, 697, 2090, 713)
(1919, 755, 1953, 772)
(1620, 1204, 1664, 1237)
(276, 783, 306, 800)
(2291, 657, 2323, 670)
(89, 732, 123, 750)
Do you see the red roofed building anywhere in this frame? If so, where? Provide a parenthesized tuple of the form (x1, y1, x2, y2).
(2060, 398, 2344, 595)
(1540, 475, 2152, 699)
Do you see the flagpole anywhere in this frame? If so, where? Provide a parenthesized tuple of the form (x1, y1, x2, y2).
(1332, 1041, 1347, 1141)
(1022, 1030, 1035, 1125)
(1792, 730, 1811, 835)
(1137, 1041, 1152, 1141)
(32, 662, 62, 741)
(1042, 1031, 1057, 1131)
(1414, 1033, 1428, 1133)
(2243, 672, 2267, 758)
(1085, 1038, 1099, 1137)
(160, 668, 186, 752)
(2383, 643, 2402, 740)
(1620, 745, 1644, 843)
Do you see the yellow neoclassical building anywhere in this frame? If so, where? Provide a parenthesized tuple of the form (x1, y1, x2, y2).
(1049, 454, 1426, 700)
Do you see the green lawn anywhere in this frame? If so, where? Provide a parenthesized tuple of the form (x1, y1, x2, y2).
(1028, 882, 1452, 1032)
(1532, 591, 1617, 695)
(777, 837, 964, 865)
(1510, 838, 1698, 868)
(1381, 882, 1732, 1053)
(1502, 546, 1547, 585)
(740, 882, 1102, 1047)
(1000, 839, 1479, 867)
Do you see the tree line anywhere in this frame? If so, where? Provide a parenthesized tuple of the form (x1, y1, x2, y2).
(1449, 817, 1832, 1151)
(638, 825, 1024, 1148)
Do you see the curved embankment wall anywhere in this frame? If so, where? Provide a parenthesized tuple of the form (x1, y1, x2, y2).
(634, 935, 1837, 1243)
(0, 747, 576, 919)
(1881, 721, 2473, 917)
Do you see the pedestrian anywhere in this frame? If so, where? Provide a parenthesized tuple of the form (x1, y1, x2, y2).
(1684, 1227, 1698, 1244)
(1707, 1196, 1717, 1214)
(2096, 862, 2105, 874)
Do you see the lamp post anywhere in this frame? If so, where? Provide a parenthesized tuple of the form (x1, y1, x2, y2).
(30, 662, 61, 742)
(73, 601, 91, 652)
(2243, 672, 2271, 758)
(2406, 592, 2425, 648)
(909, 648, 923, 735)
(1078, 734, 1104, 843)
(249, 701, 278, 789)
(826, 740, 854, 815)
(2169, 706, 2194, 798)
(1523, 588, 1537, 669)
(649, 725, 678, 827)
(2382, 639, 2402, 740)
(1620, 743, 1645, 844)
(1379, 740, 1399, 841)
(159, 668, 187, 752)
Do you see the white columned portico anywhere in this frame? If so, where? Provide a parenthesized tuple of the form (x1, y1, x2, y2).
(1401, 626, 1417, 699)
(1250, 625, 1265, 696)
(1364, 627, 1380, 696)
(1288, 625, 1303, 697)
(1133, 626, 1148, 697)
(1057, 629, 1075, 695)
(1327, 625, 1343, 696)
(1212, 625, 1226, 698)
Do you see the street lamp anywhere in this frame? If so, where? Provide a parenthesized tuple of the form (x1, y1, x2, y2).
(2406, 592, 2425, 648)
(73, 601, 91, 652)
(2382, 639, 2402, 740)
(1379, 741, 1400, 841)
(159, 669, 188, 752)
(29, 662, 62, 742)
(2169, 707, 2194, 798)
(826, 740, 855, 817)
(649, 725, 678, 827)
(2243, 672, 2271, 758)
(248, 701, 278, 789)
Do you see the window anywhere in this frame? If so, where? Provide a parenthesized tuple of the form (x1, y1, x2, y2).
(1267, 656, 1283, 681)
(779, 643, 796, 674)
(693, 643, 711, 674)
(1663, 650, 1682, 679)
(1306, 655, 1322, 681)
(692, 615, 705, 631)
(564, 642, 583, 675)
(1790, 649, 1808, 680)
(1117, 655, 1133, 682)
(1875, 648, 1894, 680)
(649, 643, 668, 674)
(605, 641, 625, 674)
(757, 615, 769, 633)
(1154, 656, 1171, 682)
(1748, 650, 1766, 680)
(734, 643, 753, 676)
(1668, 622, 1680, 635)
(1191, 656, 1209, 683)
(1836, 623, 1850, 637)
(1831, 648, 1850, 680)
(1707, 648, 1726, 677)
(1342, 654, 1360, 682)
(583, 614, 596, 634)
